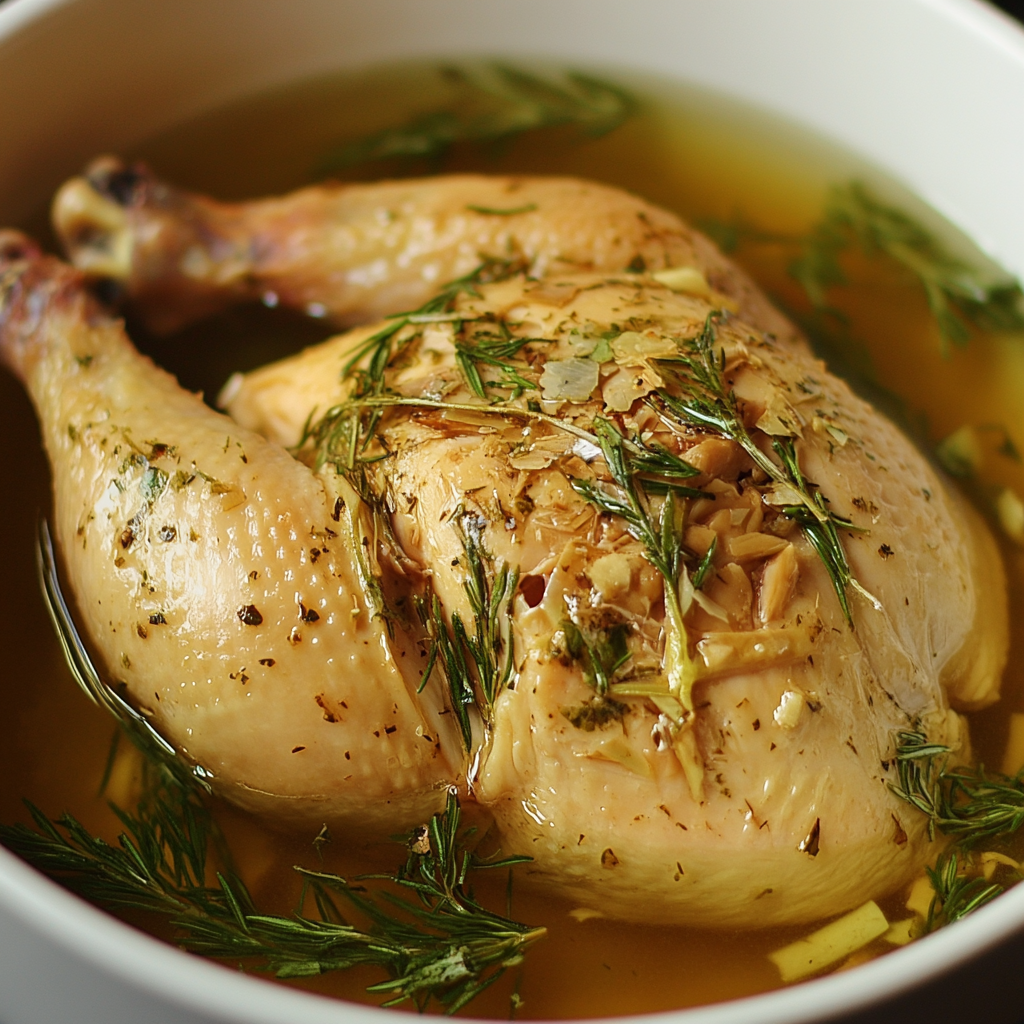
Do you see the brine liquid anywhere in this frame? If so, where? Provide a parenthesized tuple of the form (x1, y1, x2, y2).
(1, 61, 1023, 1019)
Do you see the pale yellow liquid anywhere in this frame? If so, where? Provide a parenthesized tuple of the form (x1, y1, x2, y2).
(1, 62, 1022, 1019)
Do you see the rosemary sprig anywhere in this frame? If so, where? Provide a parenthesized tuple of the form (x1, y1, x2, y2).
(301, 258, 523, 626)
(891, 730, 1024, 934)
(570, 418, 702, 713)
(455, 318, 543, 400)
(891, 730, 1024, 844)
(923, 848, 1005, 932)
(9, 539, 543, 1012)
(0, 787, 543, 1014)
(701, 182, 1024, 353)
(319, 65, 635, 174)
(418, 514, 519, 751)
(305, 258, 523, 469)
(654, 314, 872, 623)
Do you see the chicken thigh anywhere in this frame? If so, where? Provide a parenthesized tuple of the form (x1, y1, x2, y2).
(0, 230, 462, 836)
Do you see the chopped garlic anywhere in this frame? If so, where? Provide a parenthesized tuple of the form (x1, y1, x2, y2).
(610, 330, 678, 363)
(980, 851, 1020, 880)
(652, 266, 711, 297)
(539, 357, 599, 402)
(996, 487, 1024, 545)
(905, 875, 934, 918)
(773, 689, 805, 729)
(755, 390, 802, 437)
(882, 918, 920, 947)
(727, 532, 788, 562)
(589, 552, 633, 598)
(602, 367, 649, 412)
(581, 735, 654, 780)
(768, 901, 888, 983)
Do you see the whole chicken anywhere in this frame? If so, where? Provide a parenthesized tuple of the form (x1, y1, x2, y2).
(0, 164, 1009, 929)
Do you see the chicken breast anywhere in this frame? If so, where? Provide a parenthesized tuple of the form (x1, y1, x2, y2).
(222, 267, 1007, 927)
(51, 157, 795, 340)
(0, 230, 462, 836)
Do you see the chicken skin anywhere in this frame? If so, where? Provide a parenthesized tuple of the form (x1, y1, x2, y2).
(0, 230, 463, 836)
(223, 268, 1005, 926)
(2, 164, 1009, 929)
(52, 157, 795, 340)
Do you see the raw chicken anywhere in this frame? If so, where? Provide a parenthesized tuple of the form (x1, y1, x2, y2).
(2, 164, 1009, 928)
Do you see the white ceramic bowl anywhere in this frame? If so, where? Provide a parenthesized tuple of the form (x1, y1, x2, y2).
(1, 1, 1023, 1022)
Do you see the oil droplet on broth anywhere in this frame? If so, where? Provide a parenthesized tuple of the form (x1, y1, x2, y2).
(0, 60, 1021, 1019)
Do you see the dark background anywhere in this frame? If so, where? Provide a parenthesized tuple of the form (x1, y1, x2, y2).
(997, 0, 1024, 20)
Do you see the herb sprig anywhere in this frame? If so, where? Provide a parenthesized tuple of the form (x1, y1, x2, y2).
(892, 730, 1024, 844)
(702, 182, 1024, 353)
(570, 418, 702, 712)
(418, 514, 519, 751)
(923, 848, 1005, 932)
(654, 314, 873, 623)
(891, 730, 1024, 933)
(5, 536, 543, 1013)
(301, 258, 524, 626)
(319, 65, 635, 175)
(1, 787, 543, 1014)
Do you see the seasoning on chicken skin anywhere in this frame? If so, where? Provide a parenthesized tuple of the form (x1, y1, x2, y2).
(222, 266, 1006, 926)
(2, 163, 1009, 929)
(0, 230, 462, 837)
(52, 157, 795, 339)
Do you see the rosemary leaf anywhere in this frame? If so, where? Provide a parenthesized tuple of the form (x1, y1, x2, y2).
(654, 314, 869, 624)
(318, 65, 635, 175)
(1, 784, 543, 1014)
(7, 530, 543, 1014)
(702, 182, 1024, 353)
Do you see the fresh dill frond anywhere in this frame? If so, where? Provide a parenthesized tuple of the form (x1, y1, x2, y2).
(318, 65, 635, 175)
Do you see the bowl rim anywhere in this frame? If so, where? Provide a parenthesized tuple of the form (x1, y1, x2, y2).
(1, 0, 1023, 1021)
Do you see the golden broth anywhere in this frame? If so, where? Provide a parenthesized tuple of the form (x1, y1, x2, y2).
(1, 62, 1023, 1019)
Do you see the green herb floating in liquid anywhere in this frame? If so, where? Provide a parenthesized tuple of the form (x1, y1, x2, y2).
(318, 65, 636, 175)
(890, 730, 1024, 933)
(4, 531, 543, 1014)
(701, 182, 1024, 354)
